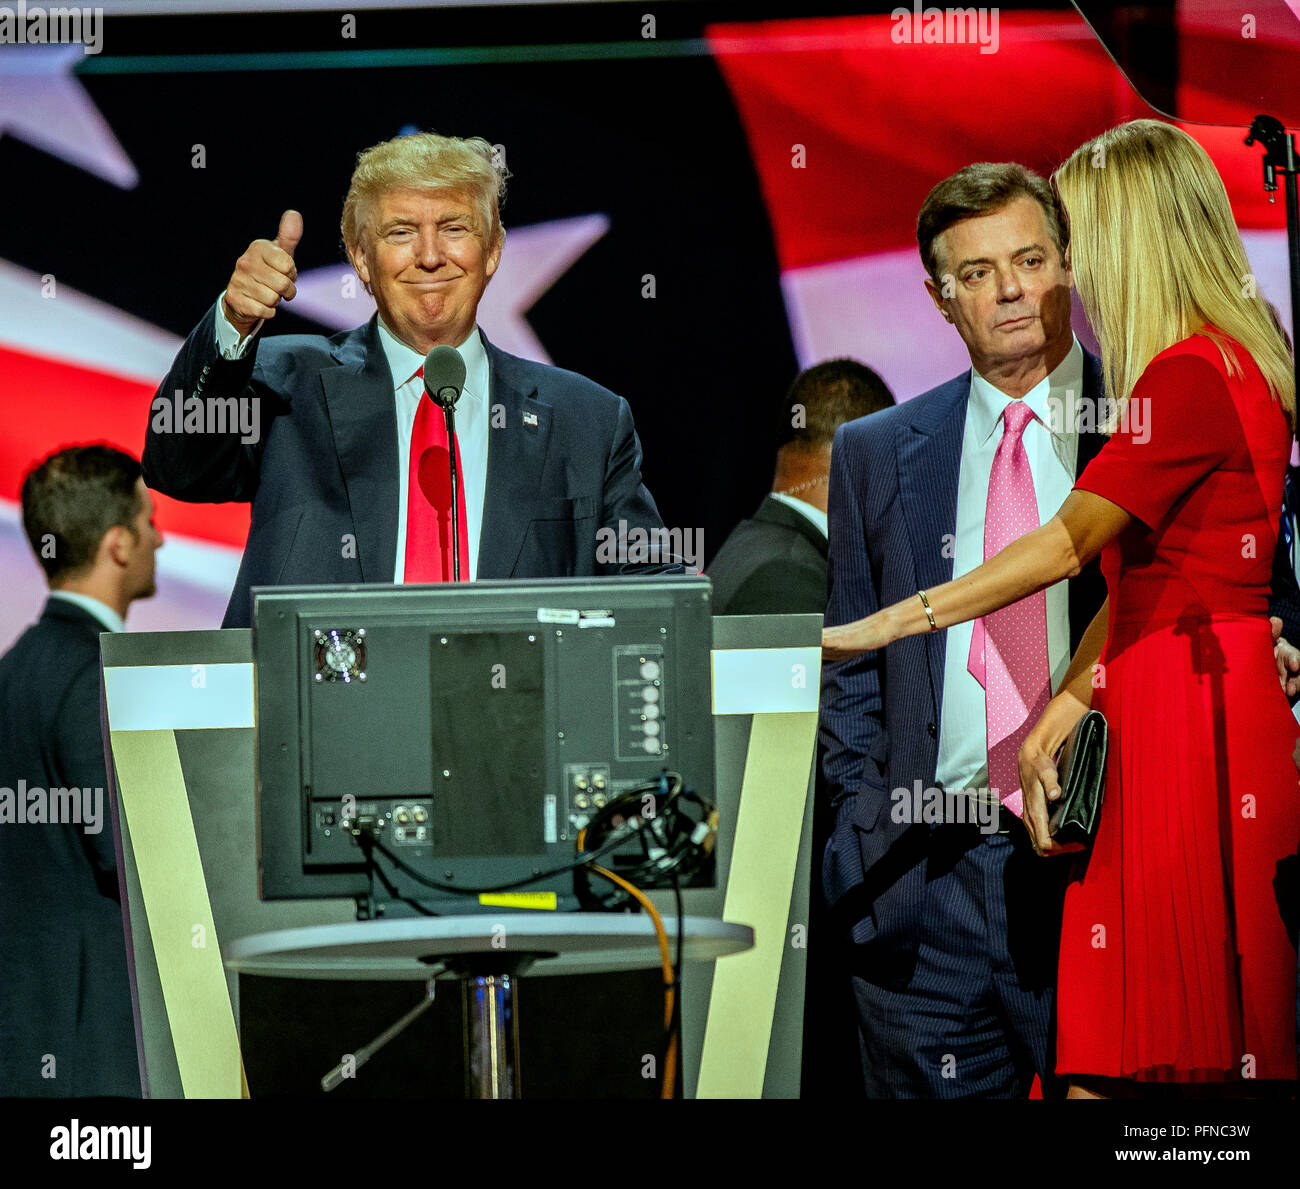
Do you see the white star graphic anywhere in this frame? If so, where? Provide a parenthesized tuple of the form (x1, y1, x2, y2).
(0, 44, 137, 187)
(290, 213, 610, 363)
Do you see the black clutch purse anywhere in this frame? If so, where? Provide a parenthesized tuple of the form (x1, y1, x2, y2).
(1048, 709, 1108, 851)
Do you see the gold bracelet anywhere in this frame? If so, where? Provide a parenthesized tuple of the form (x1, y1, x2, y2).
(917, 589, 937, 631)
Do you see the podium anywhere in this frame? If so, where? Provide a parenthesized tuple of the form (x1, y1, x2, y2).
(101, 611, 820, 1098)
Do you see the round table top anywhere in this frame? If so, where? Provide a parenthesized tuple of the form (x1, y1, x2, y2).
(224, 913, 754, 980)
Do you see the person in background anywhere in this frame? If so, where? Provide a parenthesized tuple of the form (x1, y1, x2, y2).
(708, 359, 895, 616)
(707, 358, 894, 1097)
(0, 445, 162, 1096)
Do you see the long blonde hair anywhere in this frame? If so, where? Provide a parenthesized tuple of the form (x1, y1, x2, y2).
(1053, 119, 1295, 431)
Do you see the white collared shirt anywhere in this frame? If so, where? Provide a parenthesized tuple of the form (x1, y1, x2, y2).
(49, 590, 126, 633)
(770, 491, 828, 539)
(379, 318, 489, 582)
(214, 301, 490, 581)
(936, 336, 1083, 793)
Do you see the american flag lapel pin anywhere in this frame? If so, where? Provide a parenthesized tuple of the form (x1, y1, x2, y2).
(522, 410, 539, 429)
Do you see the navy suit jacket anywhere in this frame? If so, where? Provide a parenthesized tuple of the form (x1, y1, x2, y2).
(818, 354, 1109, 960)
(143, 305, 674, 627)
(0, 599, 139, 1097)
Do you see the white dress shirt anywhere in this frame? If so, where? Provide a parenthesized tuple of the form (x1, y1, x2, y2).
(936, 336, 1083, 794)
(770, 491, 829, 539)
(49, 590, 125, 633)
(214, 300, 490, 581)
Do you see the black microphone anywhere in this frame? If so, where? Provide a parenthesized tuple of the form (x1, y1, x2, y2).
(423, 345, 465, 411)
(422, 345, 467, 581)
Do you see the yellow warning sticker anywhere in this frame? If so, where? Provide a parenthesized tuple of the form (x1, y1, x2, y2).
(477, 892, 558, 910)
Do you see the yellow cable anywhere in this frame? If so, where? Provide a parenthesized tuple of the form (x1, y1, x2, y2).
(585, 861, 678, 1100)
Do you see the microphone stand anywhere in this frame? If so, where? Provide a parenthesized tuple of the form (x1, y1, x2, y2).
(1245, 115, 1300, 410)
(440, 396, 461, 582)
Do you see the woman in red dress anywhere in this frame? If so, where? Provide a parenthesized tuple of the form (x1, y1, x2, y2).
(824, 119, 1299, 1096)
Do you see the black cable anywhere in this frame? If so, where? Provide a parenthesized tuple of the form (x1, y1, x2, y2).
(356, 832, 440, 917)
(365, 819, 636, 896)
(348, 770, 714, 914)
(673, 877, 685, 983)
(661, 875, 685, 1092)
(579, 774, 681, 905)
(577, 772, 716, 908)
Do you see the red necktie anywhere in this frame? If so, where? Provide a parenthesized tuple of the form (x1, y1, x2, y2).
(404, 365, 469, 582)
(967, 401, 1051, 817)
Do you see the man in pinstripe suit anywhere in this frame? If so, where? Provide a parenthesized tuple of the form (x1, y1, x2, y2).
(818, 164, 1107, 1097)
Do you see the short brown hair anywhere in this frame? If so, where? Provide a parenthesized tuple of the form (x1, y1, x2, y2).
(916, 162, 1066, 283)
(21, 445, 142, 582)
(780, 359, 896, 450)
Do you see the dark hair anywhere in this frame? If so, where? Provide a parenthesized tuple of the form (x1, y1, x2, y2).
(780, 359, 896, 450)
(21, 445, 143, 582)
(916, 162, 1066, 283)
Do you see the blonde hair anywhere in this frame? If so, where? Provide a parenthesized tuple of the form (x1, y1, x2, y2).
(1053, 119, 1295, 431)
(340, 131, 508, 256)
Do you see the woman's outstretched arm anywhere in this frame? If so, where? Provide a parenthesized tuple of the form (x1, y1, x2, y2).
(822, 490, 1131, 659)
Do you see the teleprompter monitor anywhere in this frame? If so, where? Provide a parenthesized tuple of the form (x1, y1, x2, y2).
(253, 576, 715, 916)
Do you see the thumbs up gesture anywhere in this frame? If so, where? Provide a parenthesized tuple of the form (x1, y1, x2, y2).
(221, 210, 303, 338)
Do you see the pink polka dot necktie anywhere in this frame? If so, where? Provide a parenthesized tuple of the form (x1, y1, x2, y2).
(967, 400, 1051, 818)
(404, 365, 469, 583)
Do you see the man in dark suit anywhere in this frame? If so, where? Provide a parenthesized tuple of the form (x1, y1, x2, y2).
(0, 445, 162, 1096)
(708, 360, 895, 616)
(144, 132, 674, 627)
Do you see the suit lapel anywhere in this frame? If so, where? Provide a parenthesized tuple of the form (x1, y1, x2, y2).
(320, 318, 398, 583)
(477, 337, 553, 577)
(898, 376, 970, 717)
(1075, 350, 1107, 470)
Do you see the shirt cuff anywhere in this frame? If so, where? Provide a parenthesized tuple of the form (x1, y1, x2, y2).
(214, 292, 261, 360)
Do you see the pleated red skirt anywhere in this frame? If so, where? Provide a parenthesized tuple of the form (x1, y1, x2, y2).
(1056, 615, 1300, 1082)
